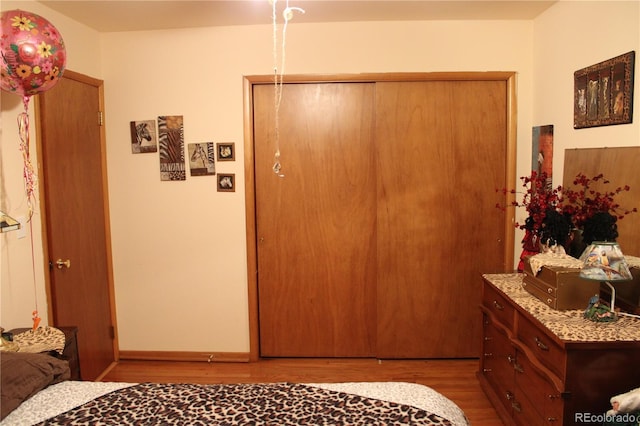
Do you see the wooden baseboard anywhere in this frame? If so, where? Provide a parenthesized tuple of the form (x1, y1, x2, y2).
(118, 350, 250, 363)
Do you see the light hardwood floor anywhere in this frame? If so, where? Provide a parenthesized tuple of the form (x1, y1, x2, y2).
(101, 358, 503, 425)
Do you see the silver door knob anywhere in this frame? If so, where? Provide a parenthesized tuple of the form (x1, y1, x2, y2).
(55, 259, 71, 269)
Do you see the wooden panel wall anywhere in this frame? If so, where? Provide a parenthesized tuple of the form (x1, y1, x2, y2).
(563, 147, 640, 256)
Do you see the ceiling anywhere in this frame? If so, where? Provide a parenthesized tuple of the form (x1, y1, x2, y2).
(35, 0, 557, 33)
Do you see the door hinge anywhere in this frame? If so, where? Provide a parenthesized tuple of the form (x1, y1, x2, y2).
(98, 111, 104, 126)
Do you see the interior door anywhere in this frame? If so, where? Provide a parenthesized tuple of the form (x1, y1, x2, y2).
(36, 70, 117, 380)
(254, 82, 378, 357)
(375, 80, 507, 358)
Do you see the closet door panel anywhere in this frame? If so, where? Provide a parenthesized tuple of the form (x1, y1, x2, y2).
(375, 80, 507, 358)
(254, 83, 377, 357)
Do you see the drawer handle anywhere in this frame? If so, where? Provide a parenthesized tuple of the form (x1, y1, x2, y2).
(493, 300, 504, 311)
(483, 368, 492, 372)
(547, 417, 557, 422)
(483, 352, 493, 357)
(511, 401, 522, 413)
(548, 394, 560, 400)
(547, 288, 553, 294)
(513, 362, 524, 373)
(507, 355, 515, 364)
(505, 391, 514, 401)
(535, 337, 549, 351)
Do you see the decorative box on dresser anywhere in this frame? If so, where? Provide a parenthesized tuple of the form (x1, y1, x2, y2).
(478, 273, 640, 426)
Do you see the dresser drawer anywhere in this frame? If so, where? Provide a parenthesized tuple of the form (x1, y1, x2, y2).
(513, 387, 546, 426)
(483, 283, 515, 326)
(515, 349, 563, 424)
(482, 316, 515, 393)
(517, 313, 565, 379)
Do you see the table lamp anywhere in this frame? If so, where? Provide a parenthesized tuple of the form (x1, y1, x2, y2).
(579, 241, 635, 321)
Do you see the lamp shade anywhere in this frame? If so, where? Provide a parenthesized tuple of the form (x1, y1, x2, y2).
(579, 242, 633, 281)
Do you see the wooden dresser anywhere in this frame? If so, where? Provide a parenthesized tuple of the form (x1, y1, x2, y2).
(478, 273, 640, 426)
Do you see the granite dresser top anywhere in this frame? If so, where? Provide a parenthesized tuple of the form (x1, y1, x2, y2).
(483, 273, 640, 343)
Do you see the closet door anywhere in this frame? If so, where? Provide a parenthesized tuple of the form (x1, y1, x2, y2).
(252, 77, 509, 359)
(254, 82, 377, 357)
(375, 80, 507, 358)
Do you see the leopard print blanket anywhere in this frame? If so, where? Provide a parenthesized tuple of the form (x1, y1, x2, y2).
(36, 382, 453, 425)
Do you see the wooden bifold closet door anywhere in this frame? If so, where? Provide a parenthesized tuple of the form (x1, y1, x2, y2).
(253, 77, 508, 358)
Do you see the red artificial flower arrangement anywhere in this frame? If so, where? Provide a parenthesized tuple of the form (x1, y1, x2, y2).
(560, 173, 636, 230)
(497, 171, 637, 268)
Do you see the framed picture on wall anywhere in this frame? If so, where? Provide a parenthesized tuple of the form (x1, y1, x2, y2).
(532, 124, 553, 182)
(188, 142, 215, 176)
(130, 120, 157, 153)
(574, 51, 635, 129)
(217, 173, 235, 192)
(217, 142, 235, 161)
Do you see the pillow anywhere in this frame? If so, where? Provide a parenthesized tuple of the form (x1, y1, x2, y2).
(1, 351, 70, 419)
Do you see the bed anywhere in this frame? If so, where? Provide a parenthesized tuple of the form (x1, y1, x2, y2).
(1, 352, 470, 426)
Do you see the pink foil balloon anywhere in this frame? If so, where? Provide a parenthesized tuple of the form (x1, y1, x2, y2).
(1, 9, 67, 97)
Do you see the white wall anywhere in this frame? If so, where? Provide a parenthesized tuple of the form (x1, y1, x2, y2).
(520, 0, 639, 266)
(2, 1, 637, 354)
(1, 0, 101, 330)
(101, 18, 534, 352)
(533, 1, 639, 183)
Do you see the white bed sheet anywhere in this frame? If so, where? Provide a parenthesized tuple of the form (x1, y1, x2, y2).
(1, 381, 469, 426)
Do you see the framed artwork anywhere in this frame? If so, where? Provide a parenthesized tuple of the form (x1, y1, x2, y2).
(532, 125, 553, 187)
(188, 142, 216, 176)
(217, 173, 235, 192)
(574, 51, 635, 129)
(217, 142, 235, 161)
(130, 120, 157, 153)
(158, 115, 185, 181)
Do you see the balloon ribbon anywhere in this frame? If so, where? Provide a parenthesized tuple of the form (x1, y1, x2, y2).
(17, 95, 40, 330)
(18, 96, 37, 219)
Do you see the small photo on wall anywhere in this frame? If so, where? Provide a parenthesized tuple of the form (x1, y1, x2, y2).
(217, 173, 235, 192)
(217, 142, 235, 161)
(188, 142, 216, 176)
(130, 120, 157, 153)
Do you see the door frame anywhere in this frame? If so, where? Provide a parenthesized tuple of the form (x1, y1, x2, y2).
(243, 72, 517, 361)
(34, 69, 120, 365)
